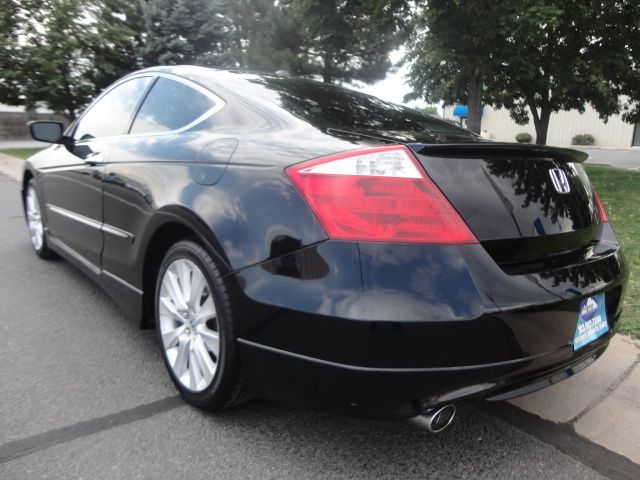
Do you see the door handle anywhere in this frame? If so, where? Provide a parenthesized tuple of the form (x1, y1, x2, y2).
(84, 152, 105, 165)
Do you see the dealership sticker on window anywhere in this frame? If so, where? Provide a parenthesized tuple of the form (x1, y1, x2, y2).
(573, 293, 609, 350)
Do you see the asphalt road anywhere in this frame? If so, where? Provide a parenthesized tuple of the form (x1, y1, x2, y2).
(0, 173, 614, 480)
(580, 147, 640, 170)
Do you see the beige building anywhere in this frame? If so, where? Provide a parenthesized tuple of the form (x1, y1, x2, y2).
(443, 103, 640, 148)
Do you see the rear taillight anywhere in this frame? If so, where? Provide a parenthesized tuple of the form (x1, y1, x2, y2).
(285, 145, 478, 244)
(594, 191, 609, 222)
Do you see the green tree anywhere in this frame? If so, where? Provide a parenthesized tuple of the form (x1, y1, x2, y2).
(0, 0, 23, 105)
(1, 0, 144, 118)
(405, 0, 640, 143)
(491, 0, 636, 144)
(292, 0, 409, 84)
(404, 0, 507, 134)
(87, 0, 143, 90)
(19, 0, 96, 118)
(228, 0, 312, 74)
(588, 0, 640, 124)
(417, 106, 439, 116)
(138, 0, 234, 66)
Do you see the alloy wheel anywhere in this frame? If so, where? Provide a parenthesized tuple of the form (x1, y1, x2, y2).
(26, 185, 44, 251)
(158, 258, 220, 392)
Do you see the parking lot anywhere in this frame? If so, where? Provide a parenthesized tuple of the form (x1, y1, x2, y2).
(0, 172, 636, 480)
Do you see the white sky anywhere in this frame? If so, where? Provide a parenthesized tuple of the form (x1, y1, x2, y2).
(349, 48, 432, 111)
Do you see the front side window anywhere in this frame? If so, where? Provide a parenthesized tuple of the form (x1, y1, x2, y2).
(73, 77, 152, 141)
(130, 78, 215, 134)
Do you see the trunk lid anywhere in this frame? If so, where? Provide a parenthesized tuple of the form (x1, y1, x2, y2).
(409, 143, 603, 272)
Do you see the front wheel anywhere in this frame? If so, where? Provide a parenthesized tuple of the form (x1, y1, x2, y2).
(155, 240, 244, 410)
(25, 180, 55, 259)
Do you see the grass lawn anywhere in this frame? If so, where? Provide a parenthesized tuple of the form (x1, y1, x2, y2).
(0, 147, 44, 159)
(585, 164, 640, 338)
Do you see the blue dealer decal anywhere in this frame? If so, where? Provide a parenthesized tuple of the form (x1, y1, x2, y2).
(573, 293, 609, 350)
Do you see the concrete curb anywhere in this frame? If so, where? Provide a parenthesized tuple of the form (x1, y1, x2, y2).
(510, 334, 640, 465)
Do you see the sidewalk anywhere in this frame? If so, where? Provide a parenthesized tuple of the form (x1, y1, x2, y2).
(510, 334, 640, 464)
(0, 139, 47, 149)
(0, 152, 24, 181)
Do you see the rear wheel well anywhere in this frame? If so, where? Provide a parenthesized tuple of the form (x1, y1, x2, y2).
(141, 222, 198, 328)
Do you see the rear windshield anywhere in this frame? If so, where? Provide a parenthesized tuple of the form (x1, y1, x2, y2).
(245, 76, 470, 137)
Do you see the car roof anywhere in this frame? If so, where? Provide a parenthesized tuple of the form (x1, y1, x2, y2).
(124, 66, 476, 144)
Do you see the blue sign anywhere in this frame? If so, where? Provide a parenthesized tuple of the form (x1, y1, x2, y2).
(573, 293, 609, 350)
(452, 105, 484, 118)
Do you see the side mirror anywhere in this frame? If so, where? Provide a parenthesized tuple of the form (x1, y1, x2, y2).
(28, 121, 66, 144)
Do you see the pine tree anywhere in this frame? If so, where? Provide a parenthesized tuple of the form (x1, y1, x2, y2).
(138, 0, 234, 66)
(292, 0, 409, 84)
(87, 0, 144, 90)
(0, 0, 23, 105)
(228, 0, 311, 74)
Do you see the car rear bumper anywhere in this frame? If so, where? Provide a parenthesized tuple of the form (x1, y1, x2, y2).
(225, 228, 627, 418)
(237, 327, 614, 419)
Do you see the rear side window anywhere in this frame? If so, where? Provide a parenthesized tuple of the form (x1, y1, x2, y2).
(74, 77, 152, 141)
(245, 77, 470, 137)
(130, 78, 215, 134)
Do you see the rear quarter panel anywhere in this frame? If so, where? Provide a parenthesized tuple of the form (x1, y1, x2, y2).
(100, 127, 361, 291)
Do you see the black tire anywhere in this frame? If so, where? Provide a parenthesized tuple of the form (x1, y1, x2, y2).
(155, 239, 245, 410)
(24, 179, 55, 259)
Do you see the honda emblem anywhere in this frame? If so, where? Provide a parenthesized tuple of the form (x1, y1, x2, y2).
(549, 168, 571, 193)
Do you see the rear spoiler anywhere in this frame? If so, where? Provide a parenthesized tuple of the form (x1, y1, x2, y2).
(409, 142, 589, 163)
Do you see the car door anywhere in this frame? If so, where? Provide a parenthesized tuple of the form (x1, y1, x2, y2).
(101, 75, 226, 288)
(39, 76, 153, 271)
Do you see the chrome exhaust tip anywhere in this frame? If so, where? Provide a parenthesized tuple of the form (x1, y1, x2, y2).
(422, 404, 456, 433)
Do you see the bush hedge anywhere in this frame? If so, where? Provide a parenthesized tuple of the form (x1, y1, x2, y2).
(515, 132, 532, 143)
(572, 134, 596, 145)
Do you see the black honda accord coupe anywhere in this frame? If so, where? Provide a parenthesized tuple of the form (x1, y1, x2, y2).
(23, 66, 627, 430)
